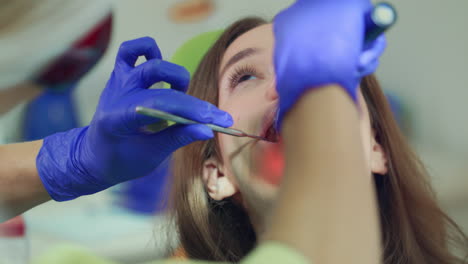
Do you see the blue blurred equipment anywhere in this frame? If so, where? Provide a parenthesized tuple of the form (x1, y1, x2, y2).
(23, 85, 79, 141)
(36, 37, 233, 201)
(118, 157, 171, 214)
(273, 0, 395, 128)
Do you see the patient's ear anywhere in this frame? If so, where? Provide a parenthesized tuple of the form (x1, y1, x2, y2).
(370, 132, 388, 175)
(202, 158, 238, 200)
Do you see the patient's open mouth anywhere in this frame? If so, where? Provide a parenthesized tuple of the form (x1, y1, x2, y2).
(264, 123, 279, 142)
(261, 109, 279, 143)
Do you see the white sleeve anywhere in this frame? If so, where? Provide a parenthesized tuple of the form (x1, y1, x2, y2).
(0, 0, 111, 89)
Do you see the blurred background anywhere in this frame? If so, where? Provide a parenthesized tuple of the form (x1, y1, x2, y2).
(0, 0, 467, 263)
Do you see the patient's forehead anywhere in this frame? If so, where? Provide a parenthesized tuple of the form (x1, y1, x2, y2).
(221, 24, 274, 67)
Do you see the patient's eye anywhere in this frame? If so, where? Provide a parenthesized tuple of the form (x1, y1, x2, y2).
(238, 75, 257, 83)
(228, 64, 260, 89)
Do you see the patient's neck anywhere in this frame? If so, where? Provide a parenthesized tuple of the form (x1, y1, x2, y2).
(241, 195, 271, 236)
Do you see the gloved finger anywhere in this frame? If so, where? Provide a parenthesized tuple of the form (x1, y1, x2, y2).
(116, 37, 162, 68)
(359, 35, 386, 72)
(131, 59, 190, 92)
(145, 124, 213, 156)
(128, 89, 233, 129)
(134, 124, 213, 167)
(358, 57, 379, 77)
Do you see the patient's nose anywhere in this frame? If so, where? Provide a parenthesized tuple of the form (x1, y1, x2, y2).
(265, 79, 278, 101)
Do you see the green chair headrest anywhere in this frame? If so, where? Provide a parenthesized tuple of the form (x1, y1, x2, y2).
(170, 29, 223, 77)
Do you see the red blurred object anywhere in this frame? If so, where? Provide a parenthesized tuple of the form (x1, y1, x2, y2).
(258, 141, 285, 186)
(35, 14, 112, 87)
(0, 216, 26, 237)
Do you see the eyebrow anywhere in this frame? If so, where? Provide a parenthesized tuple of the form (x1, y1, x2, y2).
(220, 47, 260, 77)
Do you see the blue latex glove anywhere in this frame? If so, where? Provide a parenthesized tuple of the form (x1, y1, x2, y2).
(274, 0, 387, 127)
(37, 37, 233, 201)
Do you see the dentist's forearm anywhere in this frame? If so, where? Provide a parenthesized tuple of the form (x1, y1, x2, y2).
(0, 140, 51, 222)
(264, 85, 382, 264)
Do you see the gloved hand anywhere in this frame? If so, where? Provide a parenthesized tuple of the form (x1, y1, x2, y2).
(273, 0, 387, 127)
(37, 37, 233, 201)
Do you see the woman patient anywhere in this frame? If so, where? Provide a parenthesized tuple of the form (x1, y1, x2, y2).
(169, 17, 468, 263)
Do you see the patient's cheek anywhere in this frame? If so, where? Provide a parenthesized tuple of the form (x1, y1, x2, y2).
(253, 140, 284, 186)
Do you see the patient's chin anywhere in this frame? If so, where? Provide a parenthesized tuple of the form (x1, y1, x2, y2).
(221, 132, 281, 206)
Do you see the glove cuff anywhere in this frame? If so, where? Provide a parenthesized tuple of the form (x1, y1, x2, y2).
(36, 127, 109, 201)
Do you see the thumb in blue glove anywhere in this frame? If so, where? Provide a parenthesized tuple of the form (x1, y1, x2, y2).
(37, 37, 233, 201)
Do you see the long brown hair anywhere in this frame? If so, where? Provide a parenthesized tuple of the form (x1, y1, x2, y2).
(169, 17, 468, 263)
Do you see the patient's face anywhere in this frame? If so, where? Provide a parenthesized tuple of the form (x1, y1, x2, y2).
(204, 24, 386, 229)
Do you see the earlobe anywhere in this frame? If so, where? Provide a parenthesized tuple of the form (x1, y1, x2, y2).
(370, 136, 388, 175)
(203, 162, 220, 197)
(202, 158, 238, 200)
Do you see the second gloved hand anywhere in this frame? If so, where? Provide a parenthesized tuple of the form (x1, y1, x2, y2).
(37, 37, 233, 201)
(273, 0, 386, 127)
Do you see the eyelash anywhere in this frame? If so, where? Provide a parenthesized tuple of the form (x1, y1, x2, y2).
(227, 64, 259, 89)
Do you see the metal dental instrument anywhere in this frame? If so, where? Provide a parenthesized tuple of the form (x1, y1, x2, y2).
(135, 106, 273, 142)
